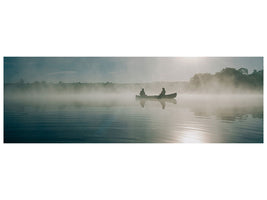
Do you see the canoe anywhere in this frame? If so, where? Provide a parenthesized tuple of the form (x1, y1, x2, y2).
(136, 93, 177, 99)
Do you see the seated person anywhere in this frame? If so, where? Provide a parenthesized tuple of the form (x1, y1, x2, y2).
(140, 88, 146, 96)
(159, 88, 166, 98)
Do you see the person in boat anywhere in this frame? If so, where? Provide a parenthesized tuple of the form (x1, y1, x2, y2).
(139, 88, 146, 97)
(158, 88, 166, 98)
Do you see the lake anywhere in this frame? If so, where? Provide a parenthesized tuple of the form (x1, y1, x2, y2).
(4, 94, 263, 143)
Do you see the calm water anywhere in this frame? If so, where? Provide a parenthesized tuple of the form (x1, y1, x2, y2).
(4, 94, 263, 143)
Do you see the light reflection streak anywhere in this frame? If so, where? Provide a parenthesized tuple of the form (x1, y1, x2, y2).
(176, 128, 207, 143)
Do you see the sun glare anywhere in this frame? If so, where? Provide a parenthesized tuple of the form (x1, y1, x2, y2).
(177, 128, 207, 143)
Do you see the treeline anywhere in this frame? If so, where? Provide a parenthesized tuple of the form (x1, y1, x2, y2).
(188, 68, 263, 93)
(4, 81, 185, 94)
(4, 67, 263, 94)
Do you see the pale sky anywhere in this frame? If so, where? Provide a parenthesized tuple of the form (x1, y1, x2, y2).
(4, 57, 263, 83)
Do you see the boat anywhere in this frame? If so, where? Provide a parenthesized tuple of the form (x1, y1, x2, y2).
(135, 93, 177, 99)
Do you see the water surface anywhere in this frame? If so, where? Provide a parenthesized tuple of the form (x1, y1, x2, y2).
(4, 94, 263, 143)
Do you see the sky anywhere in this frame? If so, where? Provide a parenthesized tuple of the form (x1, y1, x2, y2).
(4, 57, 263, 83)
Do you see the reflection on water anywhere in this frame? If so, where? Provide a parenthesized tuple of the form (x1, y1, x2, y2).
(179, 129, 207, 143)
(4, 94, 263, 143)
(137, 98, 177, 109)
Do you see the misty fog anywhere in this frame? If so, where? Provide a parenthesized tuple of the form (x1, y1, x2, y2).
(4, 58, 263, 143)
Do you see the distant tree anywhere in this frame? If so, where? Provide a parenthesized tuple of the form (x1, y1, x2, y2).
(190, 73, 213, 89)
(248, 70, 263, 88)
(189, 67, 263, 92)
(217, 68, 241, 78)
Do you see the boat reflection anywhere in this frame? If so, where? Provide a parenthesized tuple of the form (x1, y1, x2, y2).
(137, 98, 177, 109)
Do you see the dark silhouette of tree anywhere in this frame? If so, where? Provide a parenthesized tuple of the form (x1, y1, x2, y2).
(189, 67, 263, 92)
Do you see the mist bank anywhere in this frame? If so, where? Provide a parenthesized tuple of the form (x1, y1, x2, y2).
(4, 67, 263, 96)
(4, 81, 185, 96)
(5, 94, 263, 123)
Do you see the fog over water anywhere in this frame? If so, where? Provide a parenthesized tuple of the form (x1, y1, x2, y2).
(4, 90, 263, 143)
(4, 57, 263, 143)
